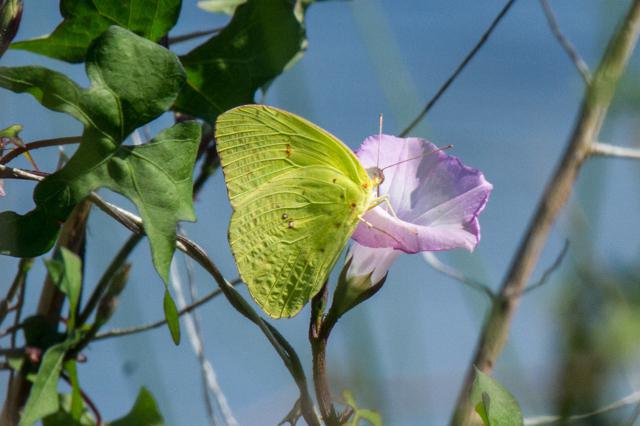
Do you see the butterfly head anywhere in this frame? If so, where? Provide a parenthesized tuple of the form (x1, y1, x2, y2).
(366, 166, 385, 189)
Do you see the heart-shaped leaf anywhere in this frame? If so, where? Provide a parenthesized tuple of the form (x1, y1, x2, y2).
(11, 0, 181, 63)
(173, 0, 308, 124)
(0, 26, 199, 292)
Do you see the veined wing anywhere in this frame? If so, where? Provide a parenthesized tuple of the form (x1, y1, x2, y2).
(229, 166, 370, 318)
(215, 105, 370, 208)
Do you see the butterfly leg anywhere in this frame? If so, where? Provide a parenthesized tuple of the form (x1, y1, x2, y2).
(357, 214, 402, 244)
(368, 195, 399, 218)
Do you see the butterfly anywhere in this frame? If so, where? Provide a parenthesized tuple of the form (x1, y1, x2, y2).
(215, 105, 385, 318)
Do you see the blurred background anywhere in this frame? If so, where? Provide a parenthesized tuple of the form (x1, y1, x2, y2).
(2, 0, 640, 424)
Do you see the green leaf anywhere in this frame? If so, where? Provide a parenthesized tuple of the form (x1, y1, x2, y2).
(0, 27, 200, 284)
(470, 369, 524, 426)
(11, 0, 181, 63)
(20, 342, 72, 426)
(173, 0, 308, 124)
(197, 0, 246, 14)
(45, 248, 82, 330)
(343, 390, 382, 426)
(0, 123, 22, 138)
(109, 388, 164, 426)
(163, 290, 180, 345)
(43, 394, 96, 426)
(64, 361, 83, 422)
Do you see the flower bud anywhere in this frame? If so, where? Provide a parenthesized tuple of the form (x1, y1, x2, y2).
(0, 0, 22, 57)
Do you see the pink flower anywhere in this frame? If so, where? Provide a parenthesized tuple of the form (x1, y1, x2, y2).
(348, 135, 492, 282)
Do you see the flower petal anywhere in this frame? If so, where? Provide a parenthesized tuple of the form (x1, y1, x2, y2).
(347, 242, 400, 284)
(352, 135, 492, 252)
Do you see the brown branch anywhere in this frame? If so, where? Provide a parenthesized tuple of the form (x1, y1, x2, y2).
(450, 2, 640, 424)
(399, 0, 517, 137)
(309, 283, 339, 425)
(60, 372, 102, 426)
(0, 136, 81, 165)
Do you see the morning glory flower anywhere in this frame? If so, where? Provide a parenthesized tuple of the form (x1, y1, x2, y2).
(347, 134, 492, 283)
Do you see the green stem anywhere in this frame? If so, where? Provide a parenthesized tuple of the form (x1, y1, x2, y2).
(450, 1, 640, 424)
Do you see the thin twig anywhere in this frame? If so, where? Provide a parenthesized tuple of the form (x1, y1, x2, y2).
(0, 347, 24, 357)
(423, 252, 495, 300)
(524, 390, 640, 425)
(0, 136, 81, 165)
(170, 260, 217, 426)
(93, 280, 241, 341)
(78, 234, 143, 325)
(171, 254, 239, 426)
(451, 2, 640, 424)
(0, 324, 21, 339)
(521, 240, 569, 295)
(540, 0, 592, 84)
(0, 258, 33, 326)
(9, 270, 26, 350)
(168, 28, 223, 45)
(183, 244, 238, 426)
(60, 372, 102, 426)
(591, 142, 640, 160)
(399, 0, 517, 137)
(0, 164, 44, 180)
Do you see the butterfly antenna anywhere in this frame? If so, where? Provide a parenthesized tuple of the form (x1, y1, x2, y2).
(377, 113, 383, 166)
(376, 113, 384, 197)
(381, 144, 453, 171)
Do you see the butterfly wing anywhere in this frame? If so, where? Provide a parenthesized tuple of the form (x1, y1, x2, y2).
(229, 167, 369, 318)
(216, 105, 372, 318)
(215, 105, 370, 207)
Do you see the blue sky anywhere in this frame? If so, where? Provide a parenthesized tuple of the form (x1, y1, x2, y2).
(2, 1, 640, 424)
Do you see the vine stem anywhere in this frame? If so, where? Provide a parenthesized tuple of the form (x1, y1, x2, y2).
(450, 1, 640, 424)
(0, 136, 81, 165)
(93, 279, 241, 341)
